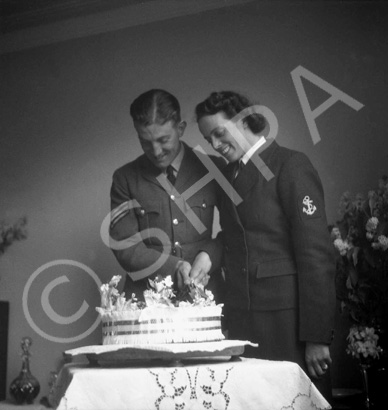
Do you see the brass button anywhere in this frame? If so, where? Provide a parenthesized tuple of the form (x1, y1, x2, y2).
(140, 209, 145, 216)
(173, 218, 179, 225)
(170, 195, 175, 201)
(174, 241, 180, 247)
(202, 202, 207, 208)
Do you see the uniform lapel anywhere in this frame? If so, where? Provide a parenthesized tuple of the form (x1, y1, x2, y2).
(139, 155, 164, 187)
(138, 143, 208, 194)
(221, 140, 279, 225)
(224, 162, 235, 184)
(233, 160, 259, 197)
(233, 139, 278, 197)
(174, 143, 205, 193)
(221, 162, 244, 227)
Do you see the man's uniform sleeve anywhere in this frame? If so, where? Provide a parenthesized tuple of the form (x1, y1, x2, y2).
(110, 169, 181, 279)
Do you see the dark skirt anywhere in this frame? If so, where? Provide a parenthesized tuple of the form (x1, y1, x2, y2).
(225, 307, 332, 403)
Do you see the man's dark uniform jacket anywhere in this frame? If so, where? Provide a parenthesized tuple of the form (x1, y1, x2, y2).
(220, 140, 336, 346)
(110, 142, 224, 299)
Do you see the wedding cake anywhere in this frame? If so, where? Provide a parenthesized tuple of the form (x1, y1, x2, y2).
(96, 275, 224, 345)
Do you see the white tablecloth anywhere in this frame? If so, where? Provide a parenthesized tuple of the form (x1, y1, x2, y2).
(49, 357, 331, 410)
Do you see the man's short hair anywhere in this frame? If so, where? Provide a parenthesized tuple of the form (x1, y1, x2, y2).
(130, 89, 181, 126)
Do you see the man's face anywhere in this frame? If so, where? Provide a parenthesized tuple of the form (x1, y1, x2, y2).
(135, 120, 185, 170)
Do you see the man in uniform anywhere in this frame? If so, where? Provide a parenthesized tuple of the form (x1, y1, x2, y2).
(109, 89, 225, 299)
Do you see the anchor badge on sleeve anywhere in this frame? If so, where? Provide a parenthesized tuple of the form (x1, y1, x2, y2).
(302, 195, 317, 215)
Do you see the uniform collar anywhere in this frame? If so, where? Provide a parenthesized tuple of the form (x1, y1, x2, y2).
(169, 142, 185, 174)
(240, 136, 266, 165)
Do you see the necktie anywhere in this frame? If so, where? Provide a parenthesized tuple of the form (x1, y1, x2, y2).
(166, 165, 176, 185)
(233, 160, 244, 182)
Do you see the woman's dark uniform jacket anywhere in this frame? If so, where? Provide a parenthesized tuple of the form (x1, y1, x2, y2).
(220, 140, 336, 345)
(109, 142, 225, 299)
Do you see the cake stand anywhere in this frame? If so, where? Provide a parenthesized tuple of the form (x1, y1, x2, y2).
(63, 340, 258, 367)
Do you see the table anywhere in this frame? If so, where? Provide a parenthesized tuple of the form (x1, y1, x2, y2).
(49, 357, 331, 410)
(0, 401, 47, 410)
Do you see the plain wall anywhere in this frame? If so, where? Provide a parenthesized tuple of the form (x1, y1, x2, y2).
(1, 0, 387, 401)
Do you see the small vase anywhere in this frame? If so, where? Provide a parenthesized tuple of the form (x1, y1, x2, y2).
(359, 362, 372, 409)
(9, 336, 40, 404)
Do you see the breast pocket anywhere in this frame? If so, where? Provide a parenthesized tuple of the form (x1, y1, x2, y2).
(187, 198, 216, 233)
(134, 201, 161, 231)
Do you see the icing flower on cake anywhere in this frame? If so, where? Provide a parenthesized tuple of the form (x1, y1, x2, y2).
(144, 275, 176, 307)
(143, 274, 217, 307)
(96, 275, 145, 314)
(96, 274, 218, 313)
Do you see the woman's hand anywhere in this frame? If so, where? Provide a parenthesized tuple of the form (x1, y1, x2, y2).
(305, 342, 332, 379)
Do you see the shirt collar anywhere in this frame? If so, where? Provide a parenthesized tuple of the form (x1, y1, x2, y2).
(240, 136, 266, 165)
(169, 142, 185, 173)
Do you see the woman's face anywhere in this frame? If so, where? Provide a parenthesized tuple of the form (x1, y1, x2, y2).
(198, 112, 250, 163)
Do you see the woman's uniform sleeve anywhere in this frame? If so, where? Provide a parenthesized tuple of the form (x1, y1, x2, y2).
(278, 153, 336, 344)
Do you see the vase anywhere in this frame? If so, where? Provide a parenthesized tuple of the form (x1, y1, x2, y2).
(9, 337, 40, 404)
(359, 362, 372, 409)
(359, 359, 388, 410)
(0, 301, 9, 401)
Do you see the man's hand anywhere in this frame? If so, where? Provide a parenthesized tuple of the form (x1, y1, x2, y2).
(189, 252, 212, 287)
(305, 342, 332, 379)
(175, 260, 191, 289)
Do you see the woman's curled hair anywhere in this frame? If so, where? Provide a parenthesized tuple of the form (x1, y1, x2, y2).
(195, 91, 266, 135)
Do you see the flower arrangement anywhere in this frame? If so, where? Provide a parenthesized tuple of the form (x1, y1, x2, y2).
(0, 216, 28, 255)
(346, 326, 383, 362)
(331, 175, 388, 361)
(96, 274, 216, 314)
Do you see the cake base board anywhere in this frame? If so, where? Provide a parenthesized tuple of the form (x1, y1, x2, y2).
(63, 340, 258, 366)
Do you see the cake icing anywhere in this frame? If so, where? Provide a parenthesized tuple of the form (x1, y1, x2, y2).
(96, 275, 224, 345)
